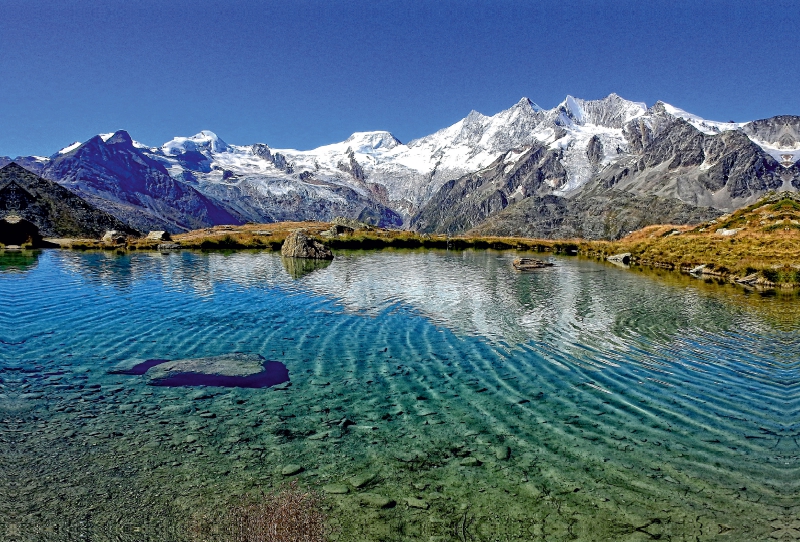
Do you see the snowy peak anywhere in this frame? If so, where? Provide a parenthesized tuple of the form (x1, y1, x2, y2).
(162, 130, 229, 156)
(513, 97, 542, 112)
(105, 130, 134, 147)
(558, 95, 585, 125)
(343, 131, 402, 152)
(56, 142, 82, 156)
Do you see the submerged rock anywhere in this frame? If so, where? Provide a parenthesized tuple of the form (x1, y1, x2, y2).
(494, 446, 511, 461)
(113, 353, 289, 389)
(405, 497, 429, 510)
(359, 494, 395, 509)
(322, 484, 349, 495)
(281, 464, 304, 476)
(281, 230, 333, 260)
(349, 472, 376, 489)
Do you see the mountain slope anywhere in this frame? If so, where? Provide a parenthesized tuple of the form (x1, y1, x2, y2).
(0, 163, 136, 237)
(412, 101, 797, 238)
(42, 131, 244, 233)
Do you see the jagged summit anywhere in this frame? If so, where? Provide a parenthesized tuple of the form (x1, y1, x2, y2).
(162, 130, 229, 156)
(343, 131, 402, 151)
(105, 130, 134, 146)
(513, 97, 542, 111)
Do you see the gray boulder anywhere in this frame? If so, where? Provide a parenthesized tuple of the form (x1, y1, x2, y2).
(281, 230, 333, 259)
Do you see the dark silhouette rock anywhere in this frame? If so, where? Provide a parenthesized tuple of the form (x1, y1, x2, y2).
(0, 215, 43, 247)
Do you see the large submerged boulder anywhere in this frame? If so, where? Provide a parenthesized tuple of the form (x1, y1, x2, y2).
(112, 353, 289, 388)
(281, 230, 333, 259)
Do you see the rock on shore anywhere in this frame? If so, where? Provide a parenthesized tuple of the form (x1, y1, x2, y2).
(281, 230, 333, 259)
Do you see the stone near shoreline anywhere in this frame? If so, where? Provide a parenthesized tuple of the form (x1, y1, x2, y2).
(512, 257, 553, 270)
(607, 253, 631, 265)
(281, 230, 333, 259)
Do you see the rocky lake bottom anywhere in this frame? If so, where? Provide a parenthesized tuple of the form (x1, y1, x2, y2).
(0, 249, 798, 541)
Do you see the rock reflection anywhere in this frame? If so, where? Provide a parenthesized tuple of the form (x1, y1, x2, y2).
(280, 256, 332, 279)
(0, 249, 40, 273)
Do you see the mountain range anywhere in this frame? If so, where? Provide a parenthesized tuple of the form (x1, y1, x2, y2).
(2, 93, 798, 238)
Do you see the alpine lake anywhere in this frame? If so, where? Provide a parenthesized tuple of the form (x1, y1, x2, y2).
(1, 248, 798, 541)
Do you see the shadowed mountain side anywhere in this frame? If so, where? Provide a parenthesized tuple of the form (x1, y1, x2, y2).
(411, 109, 788, 238)
(42, 131, 244, 233)
(467, 189, 722, 239)
(409, 144, 568, 234)
(617, 110, 790, 206)
(0, 163, 136, 238)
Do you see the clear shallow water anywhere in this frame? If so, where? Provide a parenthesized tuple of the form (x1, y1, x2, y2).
(0, 249, 798, 541)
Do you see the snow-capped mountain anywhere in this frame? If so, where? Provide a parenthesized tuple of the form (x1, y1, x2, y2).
(2, 93, 798, 237)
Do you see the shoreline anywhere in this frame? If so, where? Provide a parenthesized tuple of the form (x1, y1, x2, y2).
(12, 228, 796, 293)
(9, 191, 800, 291)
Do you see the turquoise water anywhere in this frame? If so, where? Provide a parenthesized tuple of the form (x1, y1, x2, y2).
(0, 249, 798, 541)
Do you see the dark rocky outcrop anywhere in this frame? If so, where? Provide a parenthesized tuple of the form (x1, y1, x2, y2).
(617, 107, 786, 205)
(281, 230, 334, 259)
(252, 143, 294, 173)
(338, 148, 366, 182)
(586, 135, 604, 166)
(0, 215, 44, 247)
(470, 188, 721, 240)
(0, 163, 136, 238)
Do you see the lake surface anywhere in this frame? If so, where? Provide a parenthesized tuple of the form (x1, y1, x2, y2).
(0, 249, 798, 541)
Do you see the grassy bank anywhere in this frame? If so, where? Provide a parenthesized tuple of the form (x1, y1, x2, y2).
(588, 193, 800, 288)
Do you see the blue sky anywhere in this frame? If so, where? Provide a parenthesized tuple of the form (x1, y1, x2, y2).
(1, 0, 797, 157)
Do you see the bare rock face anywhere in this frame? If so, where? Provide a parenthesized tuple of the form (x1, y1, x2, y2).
(281, 230, 333, 259)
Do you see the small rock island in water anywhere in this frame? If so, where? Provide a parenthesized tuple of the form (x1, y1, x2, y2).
(112, 353, 289, 388)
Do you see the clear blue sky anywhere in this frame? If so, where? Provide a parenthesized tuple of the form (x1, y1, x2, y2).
(1, 0, 797, 157)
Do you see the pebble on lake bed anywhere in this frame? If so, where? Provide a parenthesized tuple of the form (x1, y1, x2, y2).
(359, 493, 395, 508)
(281, 464, 304, 476)
(349, 472, 376, 489)
(494, 446, 511, 460)
(322, 484, 349, 494)
(405, 497, 429, 510)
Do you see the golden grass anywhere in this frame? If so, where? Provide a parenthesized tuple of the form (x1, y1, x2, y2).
(586, 193, 800, 286)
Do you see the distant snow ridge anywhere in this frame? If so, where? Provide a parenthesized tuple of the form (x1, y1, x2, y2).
(25, 92, 800, 236)
(134, 93, 797, 219)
